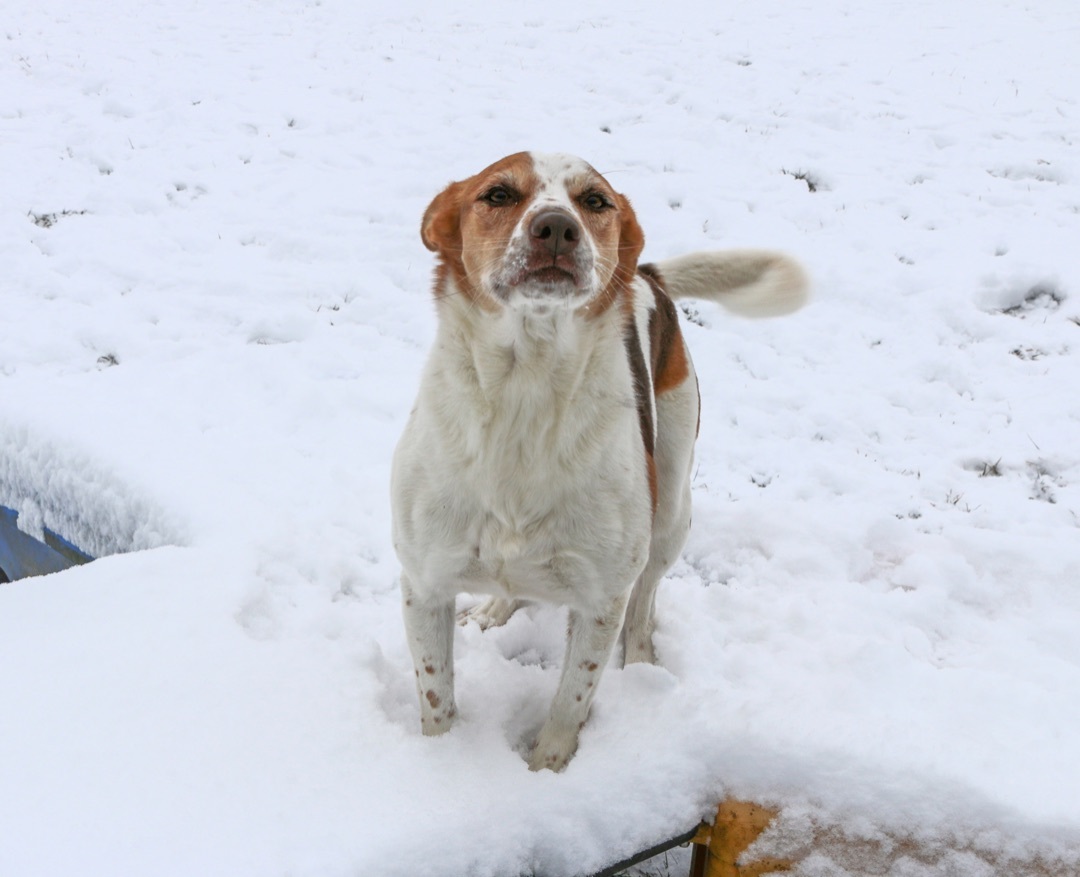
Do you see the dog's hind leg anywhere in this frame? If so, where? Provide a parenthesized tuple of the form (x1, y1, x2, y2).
(621, 372, 699, 665)
(621, 509, 689, 665)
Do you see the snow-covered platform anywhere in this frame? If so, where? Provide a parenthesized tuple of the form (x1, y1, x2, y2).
(2, 1, 1079, 875)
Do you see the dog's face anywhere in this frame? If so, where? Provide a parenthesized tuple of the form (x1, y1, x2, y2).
(421, 152, 644, 312)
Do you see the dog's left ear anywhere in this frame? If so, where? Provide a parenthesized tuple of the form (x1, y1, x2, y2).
(421, 181, 466, 254)
(616, 194, 645, 269)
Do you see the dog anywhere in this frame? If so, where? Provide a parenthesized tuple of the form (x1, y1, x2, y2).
(391, 152, 807, 771)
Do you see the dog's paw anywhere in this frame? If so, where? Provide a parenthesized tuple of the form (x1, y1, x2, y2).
(526, 720, 581, 772)
(419, 699, 457, 736)
(457, 596, 522, 630)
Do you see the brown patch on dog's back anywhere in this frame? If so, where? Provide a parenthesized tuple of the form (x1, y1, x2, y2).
(639, 263, 690, 396)
(624, 315, 658, 513)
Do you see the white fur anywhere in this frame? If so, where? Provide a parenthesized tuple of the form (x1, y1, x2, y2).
(392, 154, 807, 771)
(393, 284, 652, 770)
(655, 248, 809, 317)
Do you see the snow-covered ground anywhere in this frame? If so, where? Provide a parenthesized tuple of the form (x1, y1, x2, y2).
(2, 1, 1079, 874)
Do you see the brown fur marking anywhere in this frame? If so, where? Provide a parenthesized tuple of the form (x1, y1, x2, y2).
(639, 263, 691, 396)
(624, 315, 658, 512)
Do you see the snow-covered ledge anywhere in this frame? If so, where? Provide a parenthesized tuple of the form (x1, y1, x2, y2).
(0, 422, 182, 565)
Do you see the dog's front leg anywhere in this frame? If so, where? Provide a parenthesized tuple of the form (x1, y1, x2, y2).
(527, 596, 628, 772)
(401, 574, 457, 735)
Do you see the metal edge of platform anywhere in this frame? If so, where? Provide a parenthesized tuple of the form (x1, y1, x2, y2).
(0, 504, 93, 582)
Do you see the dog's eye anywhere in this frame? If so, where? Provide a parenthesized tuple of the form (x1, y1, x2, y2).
(581, 191, 611, 212)
(481, 186, 515, 206)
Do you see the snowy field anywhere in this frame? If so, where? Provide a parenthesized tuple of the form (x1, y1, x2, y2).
(3, 1, 1080, 874)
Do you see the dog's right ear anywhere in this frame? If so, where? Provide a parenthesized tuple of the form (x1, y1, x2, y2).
(420, 181, 466, 254)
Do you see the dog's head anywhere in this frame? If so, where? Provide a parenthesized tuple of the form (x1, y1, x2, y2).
(421, 152, 644, 313)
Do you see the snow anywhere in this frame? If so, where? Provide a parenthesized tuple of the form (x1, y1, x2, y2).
(2, 0, 1079, 874)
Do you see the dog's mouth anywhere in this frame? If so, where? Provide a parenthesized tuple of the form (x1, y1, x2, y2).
(526, 266, 577, 286)
(495, 264, 583, 299)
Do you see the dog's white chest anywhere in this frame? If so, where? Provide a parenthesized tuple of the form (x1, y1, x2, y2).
(472, 513, 573, 598)
(391, 309, 653, 607)
(404, 413, 650, 604)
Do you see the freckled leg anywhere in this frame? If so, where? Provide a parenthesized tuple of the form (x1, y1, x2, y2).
(401, 575, 457, 735)
(528, 596, 628, 772)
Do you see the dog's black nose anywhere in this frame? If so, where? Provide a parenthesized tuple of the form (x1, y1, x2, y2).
(530, 210, 580, 255)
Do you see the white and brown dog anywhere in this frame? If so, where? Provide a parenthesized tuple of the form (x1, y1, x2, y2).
(391, 152, 807, 771)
